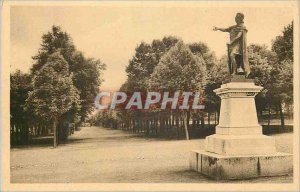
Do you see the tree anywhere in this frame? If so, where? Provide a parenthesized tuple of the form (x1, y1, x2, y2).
(149, 40, 207, 139)
(203, 55, 229, 127)
(189, 42, 217, 73)
(247, 44, 275, 124)
(126, 42, 154, 91)
(271, 22, 293, 126)
(120, 36, 179, 137)
(248, 42, 293, 129)
(26, 52, 80, 147)
(189, 42, 219, 128)
(269, 59, 293, 129)
(248, 44, 274, 88)
(272, 21, 293, 62)
(31, 26, 76, 75)
(10, 70, 33, 144)
(150, 40, 207, 91)
(125, 36, 179, 91)
(31, 25, 105, 125)
(69, 51, 106, 124)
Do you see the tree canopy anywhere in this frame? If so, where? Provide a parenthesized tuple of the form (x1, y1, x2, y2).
(27, 52, 79, 121)
(272, 21, 293, 62)
(149, 40, 207, 92)
(30, 25, 105, 125)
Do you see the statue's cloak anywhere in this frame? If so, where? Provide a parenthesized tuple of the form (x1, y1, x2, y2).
(240, 26, 250, 76)
(227, 24, 250, 76)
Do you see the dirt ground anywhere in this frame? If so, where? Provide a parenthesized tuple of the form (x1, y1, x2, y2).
(10, 126, 293, 183)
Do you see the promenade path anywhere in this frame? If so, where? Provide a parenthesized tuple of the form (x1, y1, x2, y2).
(11, 126, 293, 183)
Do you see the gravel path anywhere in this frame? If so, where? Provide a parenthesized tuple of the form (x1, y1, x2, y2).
(10, 126, 293, 183)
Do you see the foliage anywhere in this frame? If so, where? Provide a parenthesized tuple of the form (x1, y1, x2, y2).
(10, 70, 33, 144)
(248, 44, 275, 88)
(272, 22, 293, 62)
(248, 42, 293, 126)
(90, 110, 119, 128)
(10, 70, 33, 123)
(203, 56, 229, 114)
(125, 36, 179, 91)
(149, 40, 207, 92)
(271, 22, 293, 105)
(31, 26, 76, 75)
(189, 42, 217, 75)
(70, 51, 106, 122)
(189, 42, 221, 114)
(30, 25, 105, 124)
(26, 52, 80, 122)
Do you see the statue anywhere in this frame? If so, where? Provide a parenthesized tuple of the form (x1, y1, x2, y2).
(213, 13, 250, 77)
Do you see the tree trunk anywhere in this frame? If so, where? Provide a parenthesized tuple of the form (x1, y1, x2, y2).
(10, 122, 14, 145)
(169, 117, 172, 133)
(146, 120, 149, 136)
(279, 101, 285, 130)
(53, 119, 57, 148)
(192, 120, 196, 129)
(208, 112, 211, 129)
(214, 112, 217, 126)
(154, 113, 158, 136)
(172, 112, 175, 126)
(24, 123, 29, 144)
(175, 111, 179, 139)
(217, 110, 220, 124)
(184, 111, 190, 140)
(267, 103, 271, 129)
(200, 116, 205, 129)
(132, 119, 135, 133)
(16, 124, 19, 144)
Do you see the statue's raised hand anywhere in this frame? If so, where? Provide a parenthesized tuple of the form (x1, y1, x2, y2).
(213, 26, 218, 31)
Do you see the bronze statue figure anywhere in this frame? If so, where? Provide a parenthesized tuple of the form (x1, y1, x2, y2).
(213, 13, 250, 77)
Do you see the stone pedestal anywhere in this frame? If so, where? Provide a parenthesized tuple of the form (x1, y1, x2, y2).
(189, 150, 292, 180)
(189, 79, 293, 180)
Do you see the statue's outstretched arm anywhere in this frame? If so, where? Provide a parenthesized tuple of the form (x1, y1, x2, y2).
(213, 26, 229, 32)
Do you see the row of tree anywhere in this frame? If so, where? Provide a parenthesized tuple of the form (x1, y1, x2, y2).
(90, 22, 293, 139)
(10, 26, 106, 147)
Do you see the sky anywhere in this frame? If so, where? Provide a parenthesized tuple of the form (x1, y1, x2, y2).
(10, 4, 295, 91)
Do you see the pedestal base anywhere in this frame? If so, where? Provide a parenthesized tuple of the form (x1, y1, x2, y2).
(189, 150, 293, 180)
(205, 134, 276, 155)
(190, 80, 293, 180)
